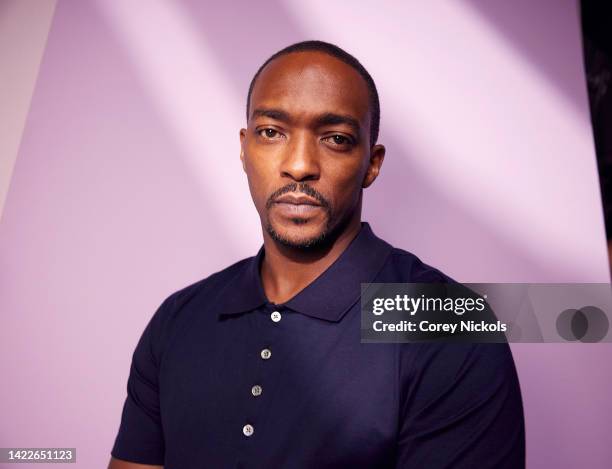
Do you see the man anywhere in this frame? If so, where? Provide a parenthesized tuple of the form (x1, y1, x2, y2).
(109, 40, 525, 468)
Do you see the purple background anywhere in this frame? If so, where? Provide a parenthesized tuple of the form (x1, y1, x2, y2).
(1, 1, 610, 467)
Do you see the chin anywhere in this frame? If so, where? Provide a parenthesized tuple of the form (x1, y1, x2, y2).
(266, 218, 330, 249)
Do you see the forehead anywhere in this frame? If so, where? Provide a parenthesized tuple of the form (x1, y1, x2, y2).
(249, 51, 371, 125)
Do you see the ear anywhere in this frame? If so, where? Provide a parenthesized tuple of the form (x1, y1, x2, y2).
(239, 128, 247, 172)
(362, 144, 385, 188)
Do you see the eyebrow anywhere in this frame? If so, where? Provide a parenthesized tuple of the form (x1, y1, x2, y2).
(315, 113, 361, 137)
(251, 108, 291, 122)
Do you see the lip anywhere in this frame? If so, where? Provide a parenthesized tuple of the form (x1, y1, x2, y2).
(272, 202, 322, 217)
(273, 194, 321, 206)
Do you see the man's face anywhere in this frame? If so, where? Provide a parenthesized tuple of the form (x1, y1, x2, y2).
(240, 51, 384, 248)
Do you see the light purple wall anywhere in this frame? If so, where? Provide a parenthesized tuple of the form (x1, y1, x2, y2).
(0, 0, 56, 230)
(1, 1, 610, 467)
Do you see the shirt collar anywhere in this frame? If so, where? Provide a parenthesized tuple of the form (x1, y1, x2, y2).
(217, 222, 393, 322)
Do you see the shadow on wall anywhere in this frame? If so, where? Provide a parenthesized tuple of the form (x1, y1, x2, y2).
(464, 0, 588, 120)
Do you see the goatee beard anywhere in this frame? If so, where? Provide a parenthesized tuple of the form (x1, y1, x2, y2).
(265, 218, 332, 250)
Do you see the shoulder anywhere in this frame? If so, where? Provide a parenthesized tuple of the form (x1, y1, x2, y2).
(162, 256, 253, 312)
(401, 342, 518, 382)
(143, 256, 253, 354)
(381, 245, 456, 283)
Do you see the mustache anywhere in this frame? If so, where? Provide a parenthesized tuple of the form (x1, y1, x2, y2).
(266, 182, 331, 210)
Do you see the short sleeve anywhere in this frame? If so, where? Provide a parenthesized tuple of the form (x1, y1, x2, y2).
(395, 343, 525, 468)
(110, 300, 168, 465)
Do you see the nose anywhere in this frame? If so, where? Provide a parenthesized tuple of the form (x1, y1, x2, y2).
(280, 131, 320, 182)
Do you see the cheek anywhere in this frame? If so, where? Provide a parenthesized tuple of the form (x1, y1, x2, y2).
(244, 154, 276, 206)
(325, 160, 367, 204)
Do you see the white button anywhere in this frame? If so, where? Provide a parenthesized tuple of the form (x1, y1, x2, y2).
(243, 424, 254, 437)
(251, 385, 262, 396)
(271, 311, 282, 322)
(260, 348, 272, 360)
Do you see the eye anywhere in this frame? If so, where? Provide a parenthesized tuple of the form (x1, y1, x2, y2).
(323, 134, 354, 146)
(258, 128, 283, 139)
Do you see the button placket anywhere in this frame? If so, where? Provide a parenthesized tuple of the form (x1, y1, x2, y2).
(241, 305, 284, 440)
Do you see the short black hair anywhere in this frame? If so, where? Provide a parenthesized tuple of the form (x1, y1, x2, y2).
(246, 40, 380, 147)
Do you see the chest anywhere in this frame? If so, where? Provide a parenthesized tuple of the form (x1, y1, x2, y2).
(158, 308, 399, 468)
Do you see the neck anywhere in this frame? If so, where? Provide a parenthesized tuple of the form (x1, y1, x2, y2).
(260, 212, 362, 304)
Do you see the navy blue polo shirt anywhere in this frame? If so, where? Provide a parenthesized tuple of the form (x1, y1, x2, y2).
(111, 222, 525, 468)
